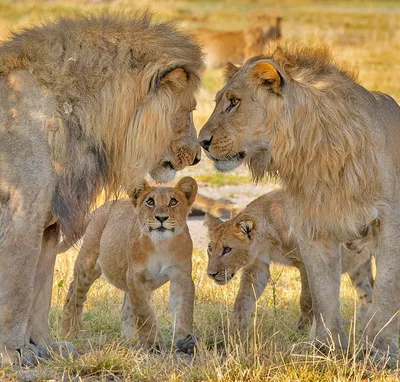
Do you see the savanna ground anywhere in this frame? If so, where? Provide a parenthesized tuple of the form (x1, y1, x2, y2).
(1, 0, 400, 380)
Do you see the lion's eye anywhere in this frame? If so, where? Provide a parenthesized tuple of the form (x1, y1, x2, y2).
(146, 198, 155, 207)
(226, 98, 240, 112)
(169, 198, 178, 207)
(222, 247, 232, 255)
(207, 244, 212, 253)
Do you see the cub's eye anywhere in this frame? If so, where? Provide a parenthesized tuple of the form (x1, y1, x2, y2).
(169, 198, 178, 207)
(146, 198, 155, 207)
(226, 98, 240, 112)
(222, 247, 232, 255)
(207, 244, 212, 253)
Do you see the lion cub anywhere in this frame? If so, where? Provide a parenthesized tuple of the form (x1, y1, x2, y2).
(204, 189, 376, 330)
(61, 177, 198, 354)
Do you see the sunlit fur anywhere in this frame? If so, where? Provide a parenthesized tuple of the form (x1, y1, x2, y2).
(61, 177, 198, 353)
(204, 189, 376, 329)
(0, 13, 203, 242)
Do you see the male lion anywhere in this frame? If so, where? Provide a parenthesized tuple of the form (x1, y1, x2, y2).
(199, 44, 400, 359)
(204, 189, 376, 330)
(62, 177, 198, 354)
(194, 17, 282, 68)
(0, 14, 203, 365)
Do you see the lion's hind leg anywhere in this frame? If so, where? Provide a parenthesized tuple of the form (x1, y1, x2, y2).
(61, 229, 102, 337)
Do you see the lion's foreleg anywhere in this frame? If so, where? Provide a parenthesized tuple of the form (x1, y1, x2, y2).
(298, 236, 347, 352)
(347, 255, 374, 323)
(27, 224, 59, 347)
(127, 271, 165, 350)
(233, 258, 270, 331)
(296, 263, 313, 330)
(0, 216, 43, 365)
(168, 269, 196, 354)
(363, 218, 400, 362)
(120, 293, 135, 340)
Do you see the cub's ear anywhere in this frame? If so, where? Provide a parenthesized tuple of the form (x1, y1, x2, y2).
(127, 179, 151, 207)
(151, 67, 189, 93)
(249, 61, 282, 91)
(236, 215, 257, 240)
(175, 176, 198, 206)
(224, 62, 239, 82)
(204, 212, 223, 231)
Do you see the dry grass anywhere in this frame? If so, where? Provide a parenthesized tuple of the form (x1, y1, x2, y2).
(1, 0, 400, 380)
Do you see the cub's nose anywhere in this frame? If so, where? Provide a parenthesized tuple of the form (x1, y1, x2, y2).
(207, 271, 218, 279)
(200, 136, 213, 151)
(191, 153, 201, 166)
(155, 216, 169, 223)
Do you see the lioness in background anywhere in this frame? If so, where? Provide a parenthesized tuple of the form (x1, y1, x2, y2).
(195, 17, 282, 68)
(204, 189, 377, 330)
(62, 177, 198, 354)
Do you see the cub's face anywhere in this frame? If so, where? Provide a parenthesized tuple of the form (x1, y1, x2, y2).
(198, 60, 284, 178)
(130, 177, 198, 241)
(204, 213, 257, 285)
(150, 100, 201, 183)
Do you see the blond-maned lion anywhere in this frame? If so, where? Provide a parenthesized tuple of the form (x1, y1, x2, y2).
(204, 189, 377, 330)
(0, 14, 203, 365)
(199, 43, 400, 359)
(61, 177, 198, 354)
(194, 17, 282, 68)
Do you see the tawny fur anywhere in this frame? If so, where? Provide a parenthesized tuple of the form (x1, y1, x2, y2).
(204, 189, 376, 330)
(199, 42, 400, 358)
(0, 14, 203, 365)
(61, 177, 198, 354)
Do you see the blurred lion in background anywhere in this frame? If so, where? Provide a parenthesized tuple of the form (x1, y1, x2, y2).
(0, 13, 203, 365)
(195, 16, 282, 68)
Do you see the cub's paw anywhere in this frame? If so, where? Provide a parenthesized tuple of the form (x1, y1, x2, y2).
(175, 333, 197, 355)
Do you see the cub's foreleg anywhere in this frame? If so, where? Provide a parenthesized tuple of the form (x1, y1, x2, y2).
(126, 270, 165, 350)
(168, 267, 196, 354)
(232, 258, 270, 330)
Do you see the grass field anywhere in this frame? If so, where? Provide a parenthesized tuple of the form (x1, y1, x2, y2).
(1, 0, 399, 380)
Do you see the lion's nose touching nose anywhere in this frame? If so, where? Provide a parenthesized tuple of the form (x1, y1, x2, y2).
(200, 136, 213, 151)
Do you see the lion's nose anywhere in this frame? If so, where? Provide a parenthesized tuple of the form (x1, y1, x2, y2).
(155, 216, 169, 223)
(191, 153, 201, 166)
(207, 271, 218, 278)
(200, 136, 213, 151)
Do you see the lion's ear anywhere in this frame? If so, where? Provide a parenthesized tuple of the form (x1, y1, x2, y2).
(236, 215, 257, 240)
(127, 179, 151, 207)
(249, 61, 282, 91)
(175, 176, 198, 206)
(153, 67, 189, 93)
(224, 62, 239, 82)
(204, 212, 222, 231)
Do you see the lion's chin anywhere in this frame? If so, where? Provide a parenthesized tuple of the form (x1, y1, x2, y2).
(208, 152, 246, 172)
(149, 162, 177, 183)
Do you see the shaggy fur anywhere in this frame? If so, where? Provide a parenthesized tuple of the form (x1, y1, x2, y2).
(199, 43, 400, 359)
(0, 13, 203, 243)
(0, 14, 203, 365)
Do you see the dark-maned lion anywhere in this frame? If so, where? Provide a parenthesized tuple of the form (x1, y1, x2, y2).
(0, 14, 203, 365)
(199, 44, 400, 360)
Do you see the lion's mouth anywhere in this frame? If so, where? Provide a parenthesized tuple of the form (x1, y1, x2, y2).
(149, 226, 175, 233)
(206, 151, 246, 172)
(213, 273, 235, 285)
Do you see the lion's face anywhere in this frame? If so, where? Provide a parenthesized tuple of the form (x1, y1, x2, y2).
(150, 103, 201, 183)
(204, 213, 257, 285)
(129, 177, 197, 241)
(198, 60, 283, 175)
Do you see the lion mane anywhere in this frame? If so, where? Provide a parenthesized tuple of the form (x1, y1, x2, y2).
(248, 44, 382, 239)
(0, 14, 203, 243)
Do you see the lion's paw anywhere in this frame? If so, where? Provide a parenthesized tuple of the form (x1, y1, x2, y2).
(175, 333, 197, 355)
